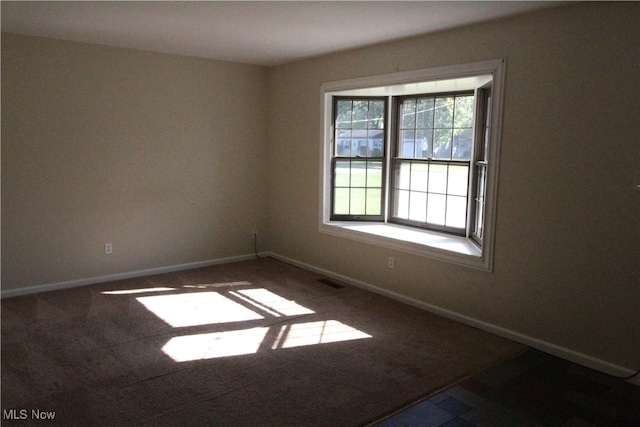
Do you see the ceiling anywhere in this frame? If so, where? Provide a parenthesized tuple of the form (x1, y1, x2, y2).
(1, 1, 568, 66)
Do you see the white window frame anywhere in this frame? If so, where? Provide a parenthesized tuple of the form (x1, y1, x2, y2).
(319, 59, 506, 271)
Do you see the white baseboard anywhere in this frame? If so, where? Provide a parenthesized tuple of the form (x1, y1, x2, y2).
(0, 253, 265, 299)
(269, 252, 640, 381)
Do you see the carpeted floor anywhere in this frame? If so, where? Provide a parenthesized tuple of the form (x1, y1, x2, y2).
(1, 257, 525, 426)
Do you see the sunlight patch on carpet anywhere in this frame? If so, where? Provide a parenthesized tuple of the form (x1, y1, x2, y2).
(110, 284, 372, 362)
(229, 288, 314, 317)
(137, 292, 264, 327)
(162, 320, 371, 361)
(271, 320, 372, 349)
(162, 327, 270, 362)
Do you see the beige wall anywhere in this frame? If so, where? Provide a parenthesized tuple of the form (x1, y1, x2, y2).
(266, 2, 639, 370)
(2, 2, 638, 372)
(2, 33, 268, 289)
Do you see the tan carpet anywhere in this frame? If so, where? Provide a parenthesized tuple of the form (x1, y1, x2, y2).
(1, 258, 525, 426)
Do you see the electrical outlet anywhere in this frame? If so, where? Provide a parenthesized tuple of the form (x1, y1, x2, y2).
(388, 257, 395, 269)
(105, 243, 113, 255)
(253, 230, 258, 239)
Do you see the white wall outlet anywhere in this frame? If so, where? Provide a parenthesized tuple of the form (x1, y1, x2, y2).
(388, 257, 395, 269)
(105, 243, 113, 255)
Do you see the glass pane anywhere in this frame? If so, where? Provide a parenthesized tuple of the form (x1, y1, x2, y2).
(368, 130, 384, 156)
(476, 166, 486, 200)
(409, 191, 427, 223)
(336, 100, 352, 128)
(350, 160, 366, 187)
(453, 128, 472, 160)
(434, 97, 454, 128)
(415, 129, 432, 159)
(366, 189, 381, 215)
(428, 163, 447, 193)
(366, 161, 383, 188)
(335, 129, 351, 156)
(427, 193, 446, 225)
(416, 98, 435, 128)
(446, 195, 467, 229)
(399, 129, 415, 157)
(394, 189, 409, 219)
(368, 100, 385, 129)
(448, 165, 469, 196)
(350, 188, 366, 215)
(400, 99, 416, 129)
(454, 96, 474, 128)
(334, 188, 350, 214)
(396, 162, 411, 190)
(475, 200, 484, 238)
(334, 160, 350, 187)
(410, 162, 429, 192)
(352, 100, 368, 129)
(474, 165, 486, 238)
(433, 129, 452, 159)
(483, 95, 491, 162)
(354, 139, 368, 157)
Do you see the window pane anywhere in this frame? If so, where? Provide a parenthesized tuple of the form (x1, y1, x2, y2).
(350, 188, 366, 214)
(353, 139, 367, 157)
(427, 193, 446, 225)
(394, 189, 410, 219)
(434, 97, 454, 128)
(482, 93, 491, 162)
(350, 160, 366, 187)
(400, 99, 416, 128)
(368, 101, 385, 129)
(454, 96, 474, 128)
(446, 195, 467, 229)
(453, 128, 472, 160)
(336, 100, 352, 128)
(410, 162, 429, 192)
(334, 160, 350, 187)
(475, 199, 484, 238)
(474, 165, 487, 239)
(416, 98, 435, 128)
(415, 129, 432, 159)
(336, 129, 351, 156)
(477, 166, 486, 200)
(334, 188, 350, 214)
(428, 163, 447, 194)
(399, 129, 415, 157)
(396, 162, 411, 190)
(368, 130, 384, 157)
(366, 189, 381, 215)
(409, 191, 427, 223)
(447, 165, 469, 196)
(366, 161, 383, 188)
(352, 100, 368, 129)
(434, 129, 452, 159)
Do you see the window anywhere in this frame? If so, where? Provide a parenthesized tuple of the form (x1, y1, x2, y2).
(321, 60, 505, 271)
(392, 92, 475, 234)
(332, 98, 387, 220)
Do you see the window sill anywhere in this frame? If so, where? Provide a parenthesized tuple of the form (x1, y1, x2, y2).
(320, 221, 490, 271)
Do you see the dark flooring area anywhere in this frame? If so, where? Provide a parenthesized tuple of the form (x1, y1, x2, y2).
(374, 349, 640, 427)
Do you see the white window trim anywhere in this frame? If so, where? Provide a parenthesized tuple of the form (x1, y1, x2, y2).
(319, 59, 506, 272)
